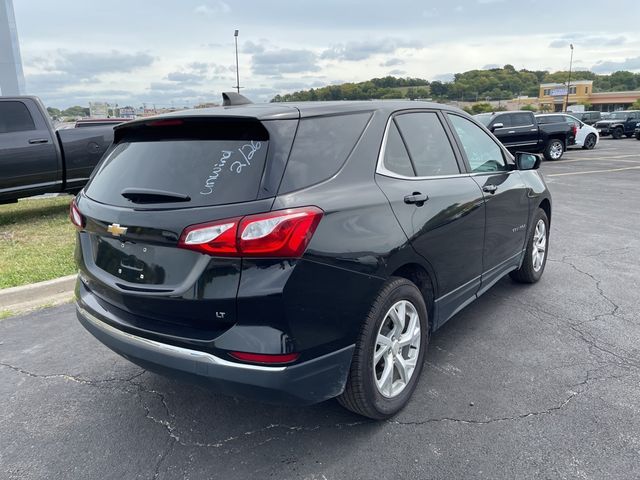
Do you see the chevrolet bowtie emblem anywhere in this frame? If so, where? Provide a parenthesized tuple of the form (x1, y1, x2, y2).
(107, 223, 128, 236)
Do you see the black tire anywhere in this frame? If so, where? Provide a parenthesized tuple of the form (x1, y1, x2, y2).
(636, 133, 640, 140)
(612, 126, 623, 139)
(510, 208, 549, 284)
(337, 277, 429, 420)
(543, 139, 564, 161)
(582, 133, 597, 150)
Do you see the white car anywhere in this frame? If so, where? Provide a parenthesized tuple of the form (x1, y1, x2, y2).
(536, 113, 599, 150)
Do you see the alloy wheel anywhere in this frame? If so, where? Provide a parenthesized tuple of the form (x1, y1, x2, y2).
(373, 300, 421, 398)
(549, 141, 563, 160)
(532, 219, 547, 272)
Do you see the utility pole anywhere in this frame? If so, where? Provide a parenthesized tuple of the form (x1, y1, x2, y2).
(564, 43, 574, 112)
(233, 29, 240, 94)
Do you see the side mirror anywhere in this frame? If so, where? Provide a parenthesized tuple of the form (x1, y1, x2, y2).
(515, 152, 541, 170)
(491, 122, 504, 131)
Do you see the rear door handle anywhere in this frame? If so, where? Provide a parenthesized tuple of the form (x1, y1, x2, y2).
(482, 184, 498, 194)
(404, 192, 428, 206)
(28, 138, 49, 144)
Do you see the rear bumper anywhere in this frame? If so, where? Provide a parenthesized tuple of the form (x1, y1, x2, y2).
(76, 304, 354, 406)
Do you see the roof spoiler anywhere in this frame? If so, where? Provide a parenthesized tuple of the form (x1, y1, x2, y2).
(222, 92, 253, 106)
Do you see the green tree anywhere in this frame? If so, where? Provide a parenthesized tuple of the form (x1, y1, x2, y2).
(632, 99, 640, 110)
(521, 104, 537, 111)
(46, 107, 62, 118)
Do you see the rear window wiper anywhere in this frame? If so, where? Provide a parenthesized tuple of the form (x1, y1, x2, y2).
(121, 188, 191, 203)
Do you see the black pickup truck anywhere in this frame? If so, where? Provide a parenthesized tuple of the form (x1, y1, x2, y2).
(1, 96, 115, 203)
(593, 110, 640, 139)
(474, 110, 575, 161)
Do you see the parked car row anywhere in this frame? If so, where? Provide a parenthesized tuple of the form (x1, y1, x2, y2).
(475, 109, 640, 161)
(474, 110, 576, 161)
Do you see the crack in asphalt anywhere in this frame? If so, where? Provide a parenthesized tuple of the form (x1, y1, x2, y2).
(0, 361, 146, 385)
(388, 372, 591, 427)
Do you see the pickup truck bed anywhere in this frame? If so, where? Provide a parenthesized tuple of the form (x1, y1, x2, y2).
(1, 96, 114, 203)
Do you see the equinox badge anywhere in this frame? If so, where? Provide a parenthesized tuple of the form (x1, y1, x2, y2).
(107, 223, 127, 237)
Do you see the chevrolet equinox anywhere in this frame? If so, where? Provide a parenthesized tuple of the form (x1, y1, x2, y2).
(72, 97, 551, 419)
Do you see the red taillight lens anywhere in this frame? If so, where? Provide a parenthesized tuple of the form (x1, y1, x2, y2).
(69, 200, 84, 229)
(238, 207, 323, 257)
(177, 206, 323, 258)
(229, 351, 300, 365)
(178, 216, 241, 255)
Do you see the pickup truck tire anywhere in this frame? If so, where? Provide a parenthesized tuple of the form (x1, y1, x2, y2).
(510, 208, 549, 284)
(636, 132, 640, 140)
(612, 126, 624, 139)
(582, 134, 597, 150)
(543, 139, 564, 161)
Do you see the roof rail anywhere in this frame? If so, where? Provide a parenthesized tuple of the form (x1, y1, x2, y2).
(222, 92, 253, 106)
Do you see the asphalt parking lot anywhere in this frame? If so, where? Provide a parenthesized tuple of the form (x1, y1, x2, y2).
(2, 137, 639, 480)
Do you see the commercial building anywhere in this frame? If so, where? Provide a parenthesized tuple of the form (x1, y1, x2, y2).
(539, 80, 640, 112)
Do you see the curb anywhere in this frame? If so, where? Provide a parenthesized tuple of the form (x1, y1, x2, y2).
(0, 274, 77, 315)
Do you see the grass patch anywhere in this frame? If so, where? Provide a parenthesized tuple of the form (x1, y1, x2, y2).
(0, 196, 76, 289)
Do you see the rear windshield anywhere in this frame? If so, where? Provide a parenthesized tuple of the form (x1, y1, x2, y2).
(85, 121, 269, 208)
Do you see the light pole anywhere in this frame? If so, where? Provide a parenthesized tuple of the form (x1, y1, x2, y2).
(564, 43, 574, 112)
(233, 29, 240, 94)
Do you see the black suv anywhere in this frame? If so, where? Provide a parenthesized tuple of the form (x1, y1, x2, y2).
(73, 98, 552, 419)
(568, 111, 601, 125)
(594, 110, 640, 138)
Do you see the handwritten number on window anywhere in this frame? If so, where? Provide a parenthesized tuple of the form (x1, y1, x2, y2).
(200, 141, 262, 195)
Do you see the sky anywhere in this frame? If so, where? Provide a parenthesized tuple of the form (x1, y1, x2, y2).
(10, 0, 640, 109)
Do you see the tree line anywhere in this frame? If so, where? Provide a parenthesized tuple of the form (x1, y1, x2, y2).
(271, 66, 640, 103)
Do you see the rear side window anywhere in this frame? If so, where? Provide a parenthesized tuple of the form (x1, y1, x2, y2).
(279, 112, 371, 193)
(394, 112, 459, 177)
(383, 122, 414, 177)
(511, 113, 533, 126)
(85, 120, 270, 208)
(0, 101, 36, 133)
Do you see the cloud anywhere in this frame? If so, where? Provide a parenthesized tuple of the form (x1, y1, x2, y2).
(193, 2, 230, 16)
(242, 41, 265, 54)
(549, 35, 626, 48)
(380, 58, 404, 67)
(321, 38, 421, 61)
(388, 69, 407, 76)
(591, 56, 640, 73)
(165, 71, 204, 84)
(35, 50, 155, 80)
(251, 49, 320, 75)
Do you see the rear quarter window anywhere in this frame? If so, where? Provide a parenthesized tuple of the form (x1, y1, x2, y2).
(278, 112, 371, 193)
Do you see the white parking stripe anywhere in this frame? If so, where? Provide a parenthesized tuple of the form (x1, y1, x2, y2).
(547, 166, 640, 177)
(555, 157, 640, 164)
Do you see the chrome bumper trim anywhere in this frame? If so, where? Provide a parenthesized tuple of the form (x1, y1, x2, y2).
(77, 305, 287, 372)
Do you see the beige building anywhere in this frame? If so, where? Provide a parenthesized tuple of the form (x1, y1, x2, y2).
(539, 80, 640, 112)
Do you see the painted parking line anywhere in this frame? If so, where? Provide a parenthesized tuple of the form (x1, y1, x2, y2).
(554, 157, 640, 165)
(546, 166, 640, 177)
